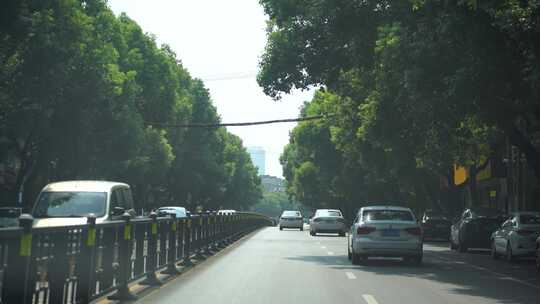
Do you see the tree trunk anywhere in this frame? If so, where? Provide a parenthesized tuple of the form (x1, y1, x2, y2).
(507, 126, 540, 180)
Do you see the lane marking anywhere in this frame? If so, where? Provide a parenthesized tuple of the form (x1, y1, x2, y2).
(321, 246, 327, 249)
(362, 294, 379, 304)
(327, 251, 334, 255)
(345, 272, 356, 279)
(429, 254, 540, 291)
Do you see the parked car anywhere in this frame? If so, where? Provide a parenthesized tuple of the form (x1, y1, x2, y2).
(32, 180, 136, 227)
(491, 212, 540, 261)
(0, 207, 21, 228)
(309, 209, 346, 236)
(421, 210, 451, 241)
(347, 205, 423, 265)
(279, 210, 303, 231)
(157, 206, 187, 218)
(450, 208, 505, 252)
(536, 236, 540, 272)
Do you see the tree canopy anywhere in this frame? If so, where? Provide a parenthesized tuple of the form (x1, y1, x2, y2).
(258, 0, 540, 215)
(0, 0, 261, 212)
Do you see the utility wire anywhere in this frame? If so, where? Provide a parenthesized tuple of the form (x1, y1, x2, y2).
(145, 114, 334, 128)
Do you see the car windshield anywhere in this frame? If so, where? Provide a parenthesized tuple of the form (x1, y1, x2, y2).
(282, 211, 300, 217)
(472, 208, 502, 218)
(363, 210, 414, 222)
(33, 192, 107, 218)
(520, 214, 540, 225)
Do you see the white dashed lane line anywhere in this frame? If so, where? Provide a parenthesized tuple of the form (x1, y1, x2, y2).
(327, 251, 334, 255)
(345, 272, 356, 279)
(321, 246, 327, 249)
(362, 294, 379, 304)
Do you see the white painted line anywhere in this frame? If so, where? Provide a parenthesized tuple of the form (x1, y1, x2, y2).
(321, 246, 327, 249)
(327, 251, 334, 255)
(430, 255, 540, 291)
(345, 272, 356, 279)
(362, 294, 379, 304)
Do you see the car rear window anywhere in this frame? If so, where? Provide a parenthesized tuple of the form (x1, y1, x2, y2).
(363, 210, 414, 222)
(317, 210, 342, 217)
(33, 191, 107, 218)
(520, 214, 540, 225)
(282, 211, 301, 217)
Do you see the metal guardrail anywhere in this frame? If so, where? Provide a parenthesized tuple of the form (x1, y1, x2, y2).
(0, 211, 271, 303)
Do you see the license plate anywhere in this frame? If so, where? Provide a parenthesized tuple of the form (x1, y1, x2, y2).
(381, 229, 399, 237)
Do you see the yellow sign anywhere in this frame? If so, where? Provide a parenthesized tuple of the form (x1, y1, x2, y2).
(454, 165, 467, 185)
(124, 224, 131, 240)
(19, 233, 32, 257)
(86, 228, 96, 247)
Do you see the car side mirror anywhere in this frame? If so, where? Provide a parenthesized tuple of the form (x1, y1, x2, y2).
(111, 206, 125, 216)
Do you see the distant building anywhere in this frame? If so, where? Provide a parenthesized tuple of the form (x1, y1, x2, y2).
(247, 146, 266, 176)
(260, 175, 285, 193)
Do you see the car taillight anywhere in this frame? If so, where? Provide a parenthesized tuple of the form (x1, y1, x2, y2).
(357, 226, 376, 235)
(405, 227, 422, 236)
(517, 230, 535, 236)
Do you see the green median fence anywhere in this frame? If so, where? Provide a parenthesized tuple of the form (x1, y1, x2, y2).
(0, 211, 271, 303)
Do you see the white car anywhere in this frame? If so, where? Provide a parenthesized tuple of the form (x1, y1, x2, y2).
(279, 210, 303, 231)
(310, 209, 346, 236)
(347, 205, 423, 265)
(32, 180, 136, 227)
(157, 206, 187, 218)
(491, 212, 540, 261)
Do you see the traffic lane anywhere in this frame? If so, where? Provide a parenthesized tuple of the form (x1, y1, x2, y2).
(136, 226, 366, 304)
(310, 237, 540, 304)
(423, 241, 540, 288)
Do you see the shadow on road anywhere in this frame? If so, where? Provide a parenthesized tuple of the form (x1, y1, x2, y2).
(285, 250, 540, 304)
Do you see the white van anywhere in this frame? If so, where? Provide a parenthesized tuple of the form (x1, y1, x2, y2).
(32, 180, 135, 228)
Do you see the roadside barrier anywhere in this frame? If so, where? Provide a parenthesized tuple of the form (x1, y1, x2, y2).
(0, 211, 271, 303)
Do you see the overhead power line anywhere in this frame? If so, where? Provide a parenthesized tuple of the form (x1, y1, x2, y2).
(145, 114, 334, 128)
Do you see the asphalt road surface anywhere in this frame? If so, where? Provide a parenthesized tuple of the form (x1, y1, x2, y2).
(136, 225, 540, 304)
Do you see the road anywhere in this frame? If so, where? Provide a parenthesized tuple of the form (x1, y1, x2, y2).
(136, 225, 540, 304)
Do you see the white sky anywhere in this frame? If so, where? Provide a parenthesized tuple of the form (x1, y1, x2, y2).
(107, 0, 313, 177)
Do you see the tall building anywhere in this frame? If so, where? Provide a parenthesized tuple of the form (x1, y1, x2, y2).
(247, 146, 266, 176)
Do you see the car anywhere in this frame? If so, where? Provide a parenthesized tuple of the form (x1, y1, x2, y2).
(157, 206, 187, 218)
(279, 210, 303, 231)
(491, 212, 540, 261)
(347, 205, 423, 265)
(450, 208, 505, 252)
(32, 180, 136, 227)
(421, 210, 451, 241)
(309, 209, 346, 236)
(0, 207, 21, 228)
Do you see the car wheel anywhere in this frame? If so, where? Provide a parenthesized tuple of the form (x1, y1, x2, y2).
(506, 242, 515, 262)
(405, 255, 422, 266)
(536, 245, 540, 272)
(300, 226, 304, 231)
(491, 241, 499, 260)
(310, 231, 315, 236)
(449, 238, 456, 250)
(352, 253, 363, 265)
(279, 226, 283, 231)
(339, 231, 346, 237)
(458, 236, 468, 253)
(347, 245, 352, 260)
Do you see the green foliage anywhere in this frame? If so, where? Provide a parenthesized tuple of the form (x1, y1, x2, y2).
(0, 0, 261, 211)
(260, 0, 540, 214)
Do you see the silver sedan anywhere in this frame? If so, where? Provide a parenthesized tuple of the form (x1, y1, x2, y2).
(309, 209, 346, 236)
(348, 205, 423, 265)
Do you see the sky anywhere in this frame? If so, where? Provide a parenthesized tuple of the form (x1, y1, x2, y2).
(107, 0, 314, 177)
